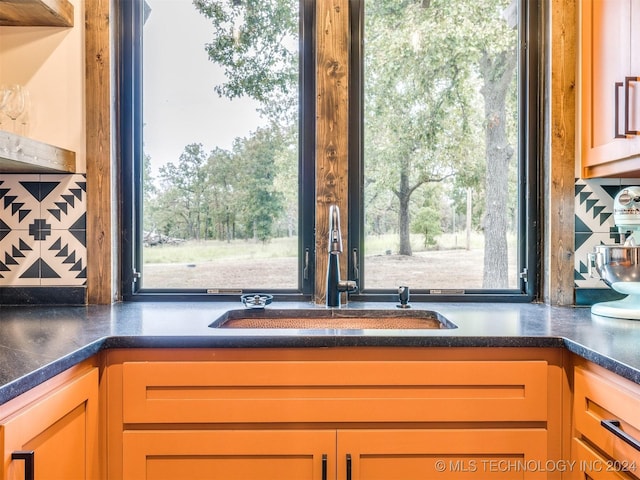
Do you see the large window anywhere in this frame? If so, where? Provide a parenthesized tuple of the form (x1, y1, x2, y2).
(120, 0, 315, 298)
(349, 0, 538, 299)
(120, 0, 539, 301)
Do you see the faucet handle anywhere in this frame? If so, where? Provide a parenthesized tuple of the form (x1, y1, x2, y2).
(241, 293, 273, 309)
(337, 280, 358, 293)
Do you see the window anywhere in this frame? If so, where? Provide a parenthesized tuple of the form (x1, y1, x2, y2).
(120, 0, 315, 299)
(120, 0, 539, 301)
(349, 0, 538, 300)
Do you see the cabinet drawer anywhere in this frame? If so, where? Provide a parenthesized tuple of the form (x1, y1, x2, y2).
(122, 360, 548, 424)
(574, 367, 640, 469)
(571, 438, 635, 479)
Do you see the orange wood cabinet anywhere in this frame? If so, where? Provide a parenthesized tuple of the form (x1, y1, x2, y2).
(105, 347, 564, 480)
(581, 0, 640, 178)
(123, 430, 335, 480)
(571, 360, 640, 479)
(0, 365, 99, 480)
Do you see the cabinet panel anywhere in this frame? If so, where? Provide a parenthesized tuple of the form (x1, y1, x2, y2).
(581, 0, 640, 177)
(1, 367, 99, 480)
(122, 359, 548, 424)
(337, 429, 549, 479)
(122, 430, 336, 480)
(571, 438, 634, 480)
(573, 367, 640, 472)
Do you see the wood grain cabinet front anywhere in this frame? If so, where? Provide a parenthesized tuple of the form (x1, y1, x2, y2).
(0, 367, 99, 480)
(581, 0, 640, 177)
(106, 348, 563, 479)
(571, 364, 640, 479)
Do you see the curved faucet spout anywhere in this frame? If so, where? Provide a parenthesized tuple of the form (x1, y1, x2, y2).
(326, 204, 357, 307)
(328, 204, 343, 254)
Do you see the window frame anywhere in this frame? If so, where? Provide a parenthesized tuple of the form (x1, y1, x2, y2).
(347, 0, 541, 303)
(118, 0, 316, 301)
(118, 0, 541, 303)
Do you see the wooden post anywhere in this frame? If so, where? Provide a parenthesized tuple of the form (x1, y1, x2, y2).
(315, 0, 350, 304)
(545, 0, 576, 305)
(86, 0, 114, 304)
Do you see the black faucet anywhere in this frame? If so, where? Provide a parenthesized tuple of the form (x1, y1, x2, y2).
(326, 205, 357, 307)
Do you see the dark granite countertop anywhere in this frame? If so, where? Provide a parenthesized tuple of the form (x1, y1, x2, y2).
(1, 301, 638, 405)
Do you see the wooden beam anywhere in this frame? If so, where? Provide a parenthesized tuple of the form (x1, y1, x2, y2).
(544, 0, 576, 305)
(315, 0, 350, 304)
(85, 0, 114, 304)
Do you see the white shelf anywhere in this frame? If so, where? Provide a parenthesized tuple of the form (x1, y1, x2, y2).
(0, 130, 75, 173)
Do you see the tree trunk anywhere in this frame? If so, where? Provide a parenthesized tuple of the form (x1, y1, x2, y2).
(397, 166, 412, 256)
(479, 50, 516, 288)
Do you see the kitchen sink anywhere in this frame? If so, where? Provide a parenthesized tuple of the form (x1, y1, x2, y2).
(208, 308, 457, 330)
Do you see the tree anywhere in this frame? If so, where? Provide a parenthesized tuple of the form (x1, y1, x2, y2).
(205, 147, 240, 241)
(364, 0, 484, 256)
(157, 143, 210, 240)
(193, 0, 298, 122)
(194, 0, 297, 244)
(232, 126, 286, 242)
(193, 0, 520, 287)
(479, 49, 517, 288)
(365, 0, 518, 287)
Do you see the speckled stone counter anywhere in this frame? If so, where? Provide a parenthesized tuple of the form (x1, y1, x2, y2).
(0, 301, 638, 404)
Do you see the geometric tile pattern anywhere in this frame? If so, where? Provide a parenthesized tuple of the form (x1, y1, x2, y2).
(574, 177, 640, 289)
(0, 174, 86, 286)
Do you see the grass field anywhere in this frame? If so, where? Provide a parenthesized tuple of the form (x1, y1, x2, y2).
(141, 232, 518, 290)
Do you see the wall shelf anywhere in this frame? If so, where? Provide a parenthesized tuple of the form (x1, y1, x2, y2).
(0, 130, 75, 173)
(0, 0, 73, 27)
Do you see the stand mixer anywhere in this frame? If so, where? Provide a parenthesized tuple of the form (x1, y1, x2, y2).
(590, 186, 640, 319)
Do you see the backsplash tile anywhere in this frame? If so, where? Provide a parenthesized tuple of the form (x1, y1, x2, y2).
(0, 174, 86, 287)
(0, 174, 41, 230)
(575, 178, 640, 291)
(0, 230, 40, 285)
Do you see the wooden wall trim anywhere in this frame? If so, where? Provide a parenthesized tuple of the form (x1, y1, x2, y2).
(315, 0, 350, 304)
(544, 0, 576, 305)
(85, 0, 115, 304)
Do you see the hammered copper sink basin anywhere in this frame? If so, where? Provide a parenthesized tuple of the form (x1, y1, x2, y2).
(209, 309, 457, 330)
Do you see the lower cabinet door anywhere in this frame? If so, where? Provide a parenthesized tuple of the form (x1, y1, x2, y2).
(122, 430, 336, 480)
(337, 429, 549, 480)
(2, 368, 99, 480)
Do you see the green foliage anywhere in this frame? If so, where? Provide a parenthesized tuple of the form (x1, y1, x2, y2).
(144, 0, 520, 284)
(412, 206, 442, 248)
(363, 0, 518, 259)
(147, 124, 289, 243)
(192, 0, 298, 107)
(233, 127, 286, 242)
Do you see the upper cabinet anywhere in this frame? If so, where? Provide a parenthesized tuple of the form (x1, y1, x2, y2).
(581, 0, 640, 178)
(0, 0, 73, 27)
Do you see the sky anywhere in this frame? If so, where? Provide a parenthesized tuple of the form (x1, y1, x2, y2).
(142, 0, 264, 173)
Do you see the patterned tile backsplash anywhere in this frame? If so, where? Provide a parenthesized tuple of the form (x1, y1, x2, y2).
(575, 177, 640, 290)
(0, 174, 86, 287)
